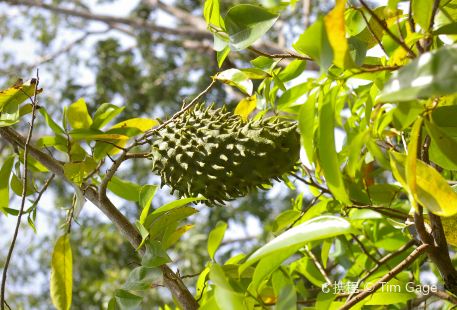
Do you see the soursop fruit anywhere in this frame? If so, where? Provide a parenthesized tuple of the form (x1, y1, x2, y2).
(150, 104, 300, 205)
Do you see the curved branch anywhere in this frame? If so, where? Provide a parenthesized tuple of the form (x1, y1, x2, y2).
(1, 0, 212, 40)
(0, 126, 198, 310)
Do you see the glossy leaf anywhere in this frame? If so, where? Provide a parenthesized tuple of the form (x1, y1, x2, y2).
(405, 118, 423, 211)
(50, 234, 72, 310)
(0, 79, 41, 112)
(293, 17, 333, 71)
(111, 289, 142, 310)
(299, 90, 317, 164)
(39, 108, 65, 135)
(139, 185, 158, 225)
(379, 46, 457, 102)
(225, 4, 279, 50)
(412, 0, 434, 30)
(0, 156, 15, 212)
(390, 151, 457, 216)
(107, 177, 141, 202)
(242, 216, 353, 269)
(215, 69, 253, 95)
(0, 100, 20, 127)
(204, 0, 224, 28)
(63, 158, 97, 186)
(234, 95, 256, 121)
(67, 98, 93, 129)
(208, 221, 228, 260)
(141, 240, 171, 267)
(210, 264, 246, 309)
(122, 266, 161, 291)
(324, 0, 354, 68)
(318, 92, 351, 204)
(426, 120, 457, 170)
(91, 103, 124, 129)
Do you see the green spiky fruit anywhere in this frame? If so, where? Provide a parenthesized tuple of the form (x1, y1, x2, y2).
(150, 104, 300, 205)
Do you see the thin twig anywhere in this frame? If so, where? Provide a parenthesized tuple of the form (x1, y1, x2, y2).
(351, 234, 379, 264)
(340, 243, 429, 310)
(359, 0, 416, 58)
(408, 0, 424, 54)
(304, 247, 332, 285)
(430, 289, 457, 304)
(1, 72, 40, 310)
(248, 46, 312, 61)
(358, 239, 416, 285)
(357, 8, 388, 57)
(141, 78, 217, 140)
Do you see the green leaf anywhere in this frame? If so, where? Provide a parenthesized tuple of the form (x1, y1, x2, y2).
(150, 197, 202, 218)
(277, 59, 307, 82)
(108, 177, 141, 202)
(0, 79, 41, 112)
(389, 151, 457, 216)
(148, 206, 198, 241)
(50, 234, 72, 310)
(139, 185, 158, 225)
(0, 100, 20, 127)
(39, 108, 65, 135)
(91, 103, 124, 129)
(0, 156, 15, 213)
(208, 221, 228, 260)
(141, 240, 171, 268)
(293, 17, 333, 71)
(10, 173, 35, 196)
(162, 224, 194, 249)
(426, 120, 457, 170)
(412, 0, 434, 30)
(299, 90, 317, 164)
(277, 82, 308, 108)
(210, 264, 246, 309)
(204, 0, 225, 28)
(434, 22, 457, 35)
(112, 289, 142, 310)
(67, 98, 93, 129)
(63, 158, 97, 186)
(378, 45, 457, 102)
(69, 128, 128, 141)
(242, 216, 353, 270)
(217, 45, 231, 68)
(234, 95, 256, 121)
(248, 247, 296, 293)
(318, 92, 351, 204)
(123, 266, 161, 291)
(225, 4, 279, 50)
(215, 69, 253, 95)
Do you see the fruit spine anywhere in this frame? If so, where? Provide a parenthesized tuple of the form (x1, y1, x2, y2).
(150, 104, 300, 205)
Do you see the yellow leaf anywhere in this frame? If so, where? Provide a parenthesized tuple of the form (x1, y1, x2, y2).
(324, 0, 353, 68)
(111, 118, 159, 132)
(63, 158, 97, 185)
(67, 98, 93, 129)
(436, 215, 457, 247)
(0, 79, 42, 112)
(51, 234, 72, 310)
(390, 151, 457, 216)
(234, 95, 257, 121)
(405, 118, 423, 211)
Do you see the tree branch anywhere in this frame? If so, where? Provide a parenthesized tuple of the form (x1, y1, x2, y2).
(0, 126, 198, 310)
(1, 0, 212, 40)
(340, 243, 429, 310)
(1, 75, 40, 310)
(359, 0, 416, 58)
